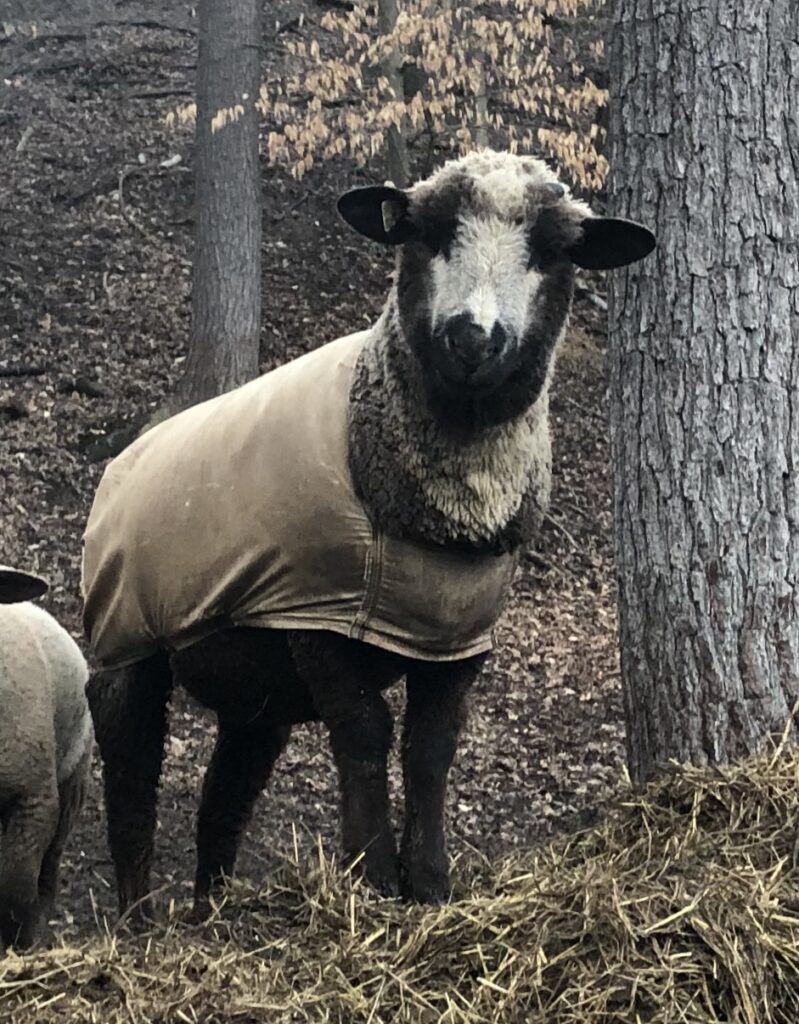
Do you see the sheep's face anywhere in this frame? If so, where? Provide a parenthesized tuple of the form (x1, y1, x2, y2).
(339, 151, 655, 426)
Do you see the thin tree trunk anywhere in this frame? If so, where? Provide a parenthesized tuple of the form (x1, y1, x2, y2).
(471, 0, 488, 150)
(177, 0, 262, 406)
(474, 68, 488, 148)
(608, 0, 799, 781)
(378, 0, 409, 188)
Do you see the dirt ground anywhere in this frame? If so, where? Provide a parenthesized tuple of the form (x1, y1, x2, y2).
(0, 0, 625, 940)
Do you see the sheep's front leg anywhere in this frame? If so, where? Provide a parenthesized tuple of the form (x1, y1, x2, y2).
(400, 656, 483, 903)
(328, 691, 397, 895)
(291, 633, 399, 896)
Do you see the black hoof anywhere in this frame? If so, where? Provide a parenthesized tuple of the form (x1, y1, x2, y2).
(400, 860, 451, 904)
(368, 869, 401, 899)
(345, 846, 400, 898)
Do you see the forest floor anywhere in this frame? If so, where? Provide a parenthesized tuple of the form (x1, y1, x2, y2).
(0, 0, 624, 941)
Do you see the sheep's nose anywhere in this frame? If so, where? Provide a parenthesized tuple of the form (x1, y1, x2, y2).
(444, 315, 507, 373)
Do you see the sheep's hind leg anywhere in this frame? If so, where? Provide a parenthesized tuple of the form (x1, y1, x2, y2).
(194, 712, 290, 915)
(400, 656, 482, 903)
(291, 633, 399, 897)
(0, 784, 59, 950)
(87, 653, 172, 920)
(38, 745, 92, 932)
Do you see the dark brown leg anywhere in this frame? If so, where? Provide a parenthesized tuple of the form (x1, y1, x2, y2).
(194, 713, 290, 912)
(87, 653, 172, 919)
(333, 700, 397, 894)
(291, 632, 401, 896)
(400, 656, 482, 903)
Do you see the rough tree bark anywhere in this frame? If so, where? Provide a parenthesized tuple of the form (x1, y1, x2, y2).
(378, 0, 410, 188)
(608, 0, 799, 781)
(473, 62, 488, 149)
(176, 0, 262, 406)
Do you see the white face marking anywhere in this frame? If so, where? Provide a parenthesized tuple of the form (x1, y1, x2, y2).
(407, 150, 591, 351)
(430, 215, 544, 341)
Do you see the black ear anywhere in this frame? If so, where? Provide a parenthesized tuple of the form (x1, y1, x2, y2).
(569, 217, 656, 270)
(0, 566, 49, 604)
(337, 186, 417, 245)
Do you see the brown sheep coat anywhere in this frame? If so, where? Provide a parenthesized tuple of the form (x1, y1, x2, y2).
(81, 331, 517, 670)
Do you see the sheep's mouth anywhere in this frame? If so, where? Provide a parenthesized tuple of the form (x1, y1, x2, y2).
(432, 361, 514, 399)
(430, 339, 517, 396)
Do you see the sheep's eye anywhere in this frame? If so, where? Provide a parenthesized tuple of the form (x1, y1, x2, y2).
(421, 220, 458, 259)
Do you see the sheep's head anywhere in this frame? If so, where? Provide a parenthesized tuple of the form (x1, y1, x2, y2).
(0, 565, 48, 604)
(339, 151, 655, 426)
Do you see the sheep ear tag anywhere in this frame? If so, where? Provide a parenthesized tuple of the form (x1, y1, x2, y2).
(382, 199, 402, 234)
(337, 186, 415, 245)
(0, 566, 49, 604)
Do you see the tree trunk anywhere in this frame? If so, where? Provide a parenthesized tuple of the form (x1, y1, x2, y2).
(608, 0, 799, 781)
(176, 0, 262, 407)
(378, 0, 410, 188)
(473, 66, 488, 149)
(470, 0, 488, 150)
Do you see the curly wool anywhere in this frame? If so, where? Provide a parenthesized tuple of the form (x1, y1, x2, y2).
(348, 305, 555, 552)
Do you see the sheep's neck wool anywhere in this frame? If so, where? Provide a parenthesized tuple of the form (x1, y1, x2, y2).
(81, 332, 517, 669)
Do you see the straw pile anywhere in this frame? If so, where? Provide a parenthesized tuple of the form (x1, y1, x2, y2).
(3, 750, 799, 1024)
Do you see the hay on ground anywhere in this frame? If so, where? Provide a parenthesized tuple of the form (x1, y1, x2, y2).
(3, 750, 799, 1023)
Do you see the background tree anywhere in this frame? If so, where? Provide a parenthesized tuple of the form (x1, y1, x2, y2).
(377, 0, 410, 187)
(171, 0, 608, 191)
(269, 0, 606, 188)
(175, 0, 262, 406)
(607, 0, 799, 781)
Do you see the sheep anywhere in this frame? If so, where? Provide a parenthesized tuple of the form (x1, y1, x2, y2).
(0, 566, 93, 950)
(83, 150, 655, 915)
